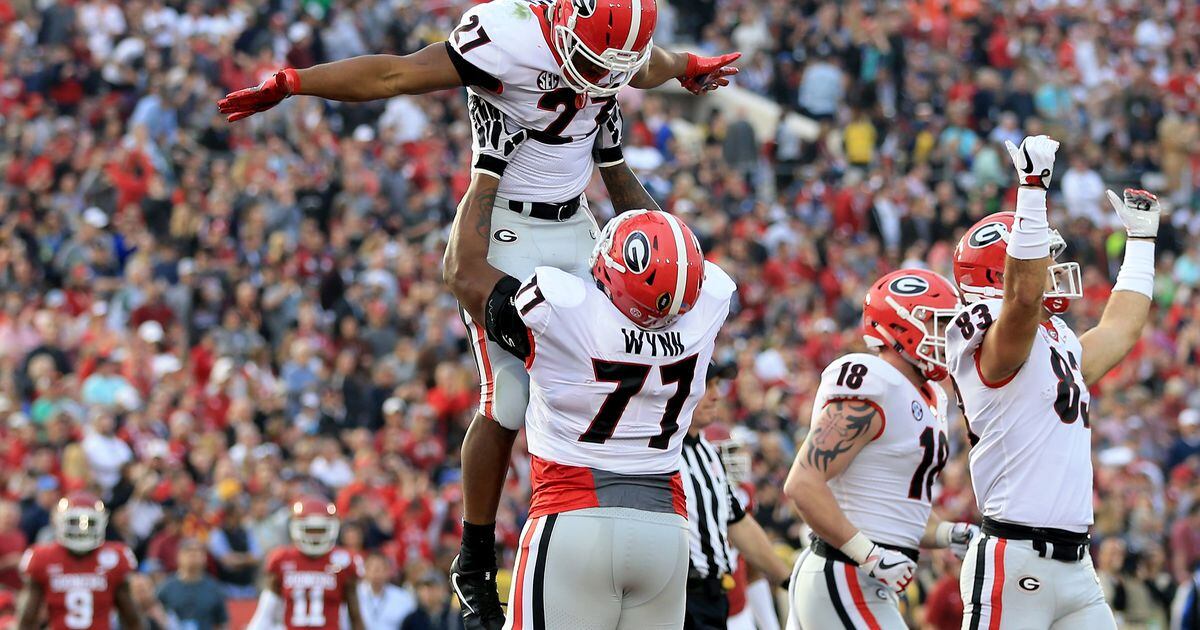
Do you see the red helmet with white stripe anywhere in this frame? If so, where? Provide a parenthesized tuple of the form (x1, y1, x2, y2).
(54, 492, 107, 554)
(590, 210, 704, 330)
(289, 496, 340, 557)
(953, 212, 1082, 314)
(551, 0, 657, 96)
(862, 269, 960, 381)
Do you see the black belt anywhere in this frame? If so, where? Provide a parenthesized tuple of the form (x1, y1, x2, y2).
(810, 537, 919, 565)
(505, 196, 581, 222)
(982, 517, 1089, 563)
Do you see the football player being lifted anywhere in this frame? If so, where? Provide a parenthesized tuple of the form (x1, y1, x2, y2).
(221, 2, 738, 625)
(17, 493, 142, 630)
(444, 113, 735, 629)
(948, 135, 1159, 629)
(784, 269, 979, 629)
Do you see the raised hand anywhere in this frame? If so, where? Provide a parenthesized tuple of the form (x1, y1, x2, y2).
(1107, 188, 1161, 239)
(677, 52, 741, 95)
(1004, 135, 1060, 190)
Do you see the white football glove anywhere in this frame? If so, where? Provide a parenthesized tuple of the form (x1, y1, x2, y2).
(1106, 188, 1161, 238)
(593, 101, 625, 168)
(936, 522, 980, 560)
(861, 545, 916, 593)
(1004, 135, 1060, 189)
(468, 93, 528, 180)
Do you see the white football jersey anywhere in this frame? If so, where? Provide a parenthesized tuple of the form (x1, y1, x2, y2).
(514, 262, 736, 474)
(947, 299, 1093, 532)
(810, 353, 949, 549)
(450, 0, 628, 203)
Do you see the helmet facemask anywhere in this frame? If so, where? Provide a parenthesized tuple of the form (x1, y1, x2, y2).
(55, 506, 107, 554)
(552, 3, 651, 97)
(290, 515, 340, 557)
(879, 295, 957, 380)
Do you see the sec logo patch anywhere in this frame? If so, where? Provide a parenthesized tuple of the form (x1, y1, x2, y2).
(537, 71, 560, 91)
(1018, 576, 1040, 592)
(493, 229, 518, 243)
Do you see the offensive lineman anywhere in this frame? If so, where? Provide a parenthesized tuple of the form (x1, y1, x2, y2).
(948, 135, 1160, 629)
(248, 496, 365, 630)
(783, 269, 979, 629)
(17, 492, 143, 630)
(219, 3, 739, 624)
(443, 112, 735, 627)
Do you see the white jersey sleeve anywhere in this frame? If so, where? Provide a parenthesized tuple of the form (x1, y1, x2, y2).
(814, 354, 895, 407)
(945, 299, 1002, 377)
(515, 266, 586, 336)
(446, 1, 520, 90)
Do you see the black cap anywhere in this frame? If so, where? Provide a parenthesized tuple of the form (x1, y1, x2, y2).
(706, 361, 737, 382)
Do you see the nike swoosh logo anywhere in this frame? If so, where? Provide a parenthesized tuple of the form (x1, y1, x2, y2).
(1020, 146, 1034, 174)
(877, 559, 907, 571)
(451, 574, 476, 615)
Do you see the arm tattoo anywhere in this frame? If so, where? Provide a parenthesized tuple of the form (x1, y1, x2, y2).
(472, 187, 497, 238)
(601, 164, 662, 214)
(804, 400, 877, 472)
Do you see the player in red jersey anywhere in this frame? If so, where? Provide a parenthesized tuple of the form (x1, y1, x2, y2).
(16, 492, 143, 630)
(248, 496, 364, 630)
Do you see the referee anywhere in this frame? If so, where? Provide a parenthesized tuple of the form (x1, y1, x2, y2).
(682, 362, 791, 629)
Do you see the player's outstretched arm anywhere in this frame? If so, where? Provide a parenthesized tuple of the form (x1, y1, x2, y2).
(14, 579, 43, 630)
(978, 135, 1060, 383)
(630, 46, 740, 94)
(593, 102, 662, 213)
(1079, 189, 1160, 385)
(246, 576, 283, 630)
(218, 43, 463, 121)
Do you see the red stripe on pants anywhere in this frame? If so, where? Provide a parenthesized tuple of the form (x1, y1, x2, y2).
(511, 517, 539, 629)
(842, 563, 883, 630)
(469, 319, 495, 418)
(988, 539, 1007, 630)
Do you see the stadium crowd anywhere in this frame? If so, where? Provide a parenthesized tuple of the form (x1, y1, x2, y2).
(1, 0, 1199, 627)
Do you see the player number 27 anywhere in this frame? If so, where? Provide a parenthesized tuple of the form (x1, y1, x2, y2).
(579, 355, 699, 449)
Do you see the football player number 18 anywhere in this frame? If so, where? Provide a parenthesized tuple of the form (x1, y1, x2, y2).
(291, 587, 326, 627)
(64, 589, 93, 629)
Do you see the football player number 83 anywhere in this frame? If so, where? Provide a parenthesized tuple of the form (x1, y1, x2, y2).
(580, 355, 699, 449)
(64, 589, 93, 629)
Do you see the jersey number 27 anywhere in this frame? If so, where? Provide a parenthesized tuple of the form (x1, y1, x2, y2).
(579, 355, 699, 449)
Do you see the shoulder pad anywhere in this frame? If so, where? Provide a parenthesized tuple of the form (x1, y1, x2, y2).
(701, 261, 737, 302)
(449, 0, 536, 79)
(818, 353, 899, 402)
(531, 266, 586, 309)
(946, 299, 1003, 373)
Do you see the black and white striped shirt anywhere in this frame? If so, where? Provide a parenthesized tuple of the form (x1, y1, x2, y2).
(680, 433, 746, 579)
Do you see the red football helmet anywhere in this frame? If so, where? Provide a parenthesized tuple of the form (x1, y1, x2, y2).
(54, 492, 107, 554)
(590, 210, 704, 330)
(289, 496, 340, 557)
(953, 212, 1082, 314)
(551, 0, 657, 96)
(862, 269, 960, 381)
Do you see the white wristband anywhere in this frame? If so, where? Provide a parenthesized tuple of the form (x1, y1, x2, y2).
(839, 531, 876, 565)
(935, 522, 955, 548)
(1112, 239, 1155, 298)
(1007, 188, 1050, 260)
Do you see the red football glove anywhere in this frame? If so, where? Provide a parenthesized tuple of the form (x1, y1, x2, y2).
(217, 68, 300, 122)
(677, 52, 741, 95)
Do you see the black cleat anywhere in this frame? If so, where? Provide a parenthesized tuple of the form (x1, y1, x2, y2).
(451, 554, 506, 630)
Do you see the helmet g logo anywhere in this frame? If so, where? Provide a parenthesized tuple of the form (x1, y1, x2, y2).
(969, 222, 1009, 249)
(623, 231, 651, 274)
(572, 0, 598, 17)
(888, 275, 929, 296)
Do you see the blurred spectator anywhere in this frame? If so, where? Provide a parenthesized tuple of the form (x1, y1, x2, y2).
(0, 501, 26, 591)
(401, 569, 464, 630)
(130, 572, 170, 630)
(358, 552, 416, 630)
(208, 502, 262, 598)
(1061, 155, 1107, 225)
(157, 538, 230, 630)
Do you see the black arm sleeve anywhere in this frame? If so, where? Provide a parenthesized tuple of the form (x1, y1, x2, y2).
(444, 41, 503, 92)
(728, 487, 747, 524)
(484, 275, 531, 360)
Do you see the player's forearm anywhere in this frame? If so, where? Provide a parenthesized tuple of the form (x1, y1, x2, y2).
(1080, 291, 1151, 385)
(14, 589, 38, 630)
(783, 468, 859, 548)
(295, 44, 461, 101)
(444, 175, 507, 322)
(629, 46, 687, 89)
(919, 518, 945, 548)
(729, 517, 791, 584)
(599, 162, 661, 213)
